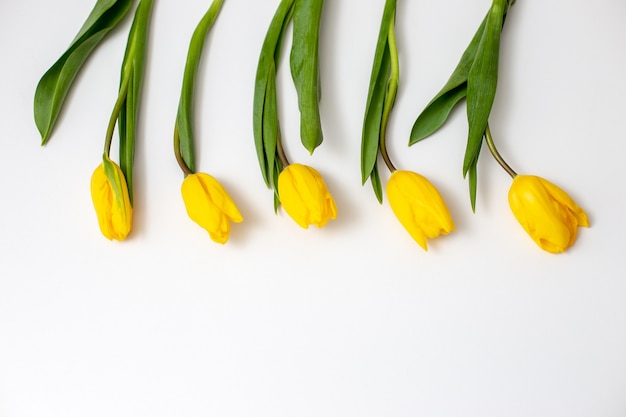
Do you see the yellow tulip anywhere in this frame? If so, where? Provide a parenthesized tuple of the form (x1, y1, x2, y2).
(508, 175, 589, 253)
(181, 172, 243, 244)
(90, 156, 133, 241)
(277, 163, 337, 228)
(386, 170, 455, 250)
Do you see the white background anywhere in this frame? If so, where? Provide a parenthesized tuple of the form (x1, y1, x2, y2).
(1, 0, 625, 416)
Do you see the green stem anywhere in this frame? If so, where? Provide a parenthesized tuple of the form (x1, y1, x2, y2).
(379, 13, 398, 173)
(276, 127, 290, 167)
(485, 123, 517, 178)
(103, 74, 130, 157)
(174, 122, 193, 176)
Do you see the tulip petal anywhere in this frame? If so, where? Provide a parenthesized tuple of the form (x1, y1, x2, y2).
(90, 157, 132, 241)
(539, 177, 589, 228)
(386, 174, 429, 250)
(386, 171, 454, 250)
(91, 164, 116, 239)
(508, 175, 588, 253)
(181, 172, 243, 244)
(277, 163, 337, 229)
(278, 170, 312, 228)
(197, 173, 243, 223)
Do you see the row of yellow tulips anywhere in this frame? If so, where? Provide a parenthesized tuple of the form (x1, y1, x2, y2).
(91, 156, 589, 254)
(38, 0, 589, 254)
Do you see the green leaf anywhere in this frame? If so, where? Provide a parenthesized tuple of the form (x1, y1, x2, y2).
(409, 85, 467, 145)
(174, 0, 225, 175)
(102, 153, 126, 204)
(408, 0, 515, 210)
(117, 0, 154, 204)
(290, 0, 324, 154)
(253, 0, 295, 189)
(34, 0, 132, 144)
(409, 1, 513, 146)
(361, 47, 390, 185)
(361, 0, 396, 188)
(262, 65, 280, 188)
(463, 0, 506, 177)
(370, 162, 383, 204)
(468, 157, 478, 212)
(408, 12, 488, 145)
(253, 70, 271, 186)
(272, 158, 283, 213)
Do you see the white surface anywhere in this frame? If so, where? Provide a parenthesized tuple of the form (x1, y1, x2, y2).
(1, 0, 626, 416)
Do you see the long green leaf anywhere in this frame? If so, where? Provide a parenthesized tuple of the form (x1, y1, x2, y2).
(408, 12, 488, 145)
(262, 65, 280, 188)
(361, 0, 396, 194)
(370, 162, 383, 204)
(463, 0, 506, 177)
(409, 0, 513, 146)
(253, 0, 295, 188)
(117, 0, 153, 204)
(175, 0, 225, 174)
(362, 48, 390, 187)
(253, 70, 271, 185)
(468, 156, 478, 212)
(290, 0, 324, 154)
(409, 0, 514, 210)
(272, 159, 283, 212)
(34, 0, 132, 144)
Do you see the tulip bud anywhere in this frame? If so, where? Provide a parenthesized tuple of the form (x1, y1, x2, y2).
(90, 156, 133, 241)
(386, 170, 455, 250)
(181, 172, 243, 244)
(508, 175, 589, 253)
(277, 163, 337, 228)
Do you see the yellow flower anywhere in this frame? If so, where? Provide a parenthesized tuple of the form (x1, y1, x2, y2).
(508, 175, 589, 253)
(277, 163, 337, 228)
(386, 170, 455, 250)
(181, 172, 243, 244)
(90, 156, 132, 241)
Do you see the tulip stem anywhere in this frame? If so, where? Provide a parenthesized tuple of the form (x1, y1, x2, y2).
(103, 74, 131, 158)
(485, 123, 517, 178)
(379, 13, 399, 174)
(174, 122, 194, 176)
(277, 127, 290, 167)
